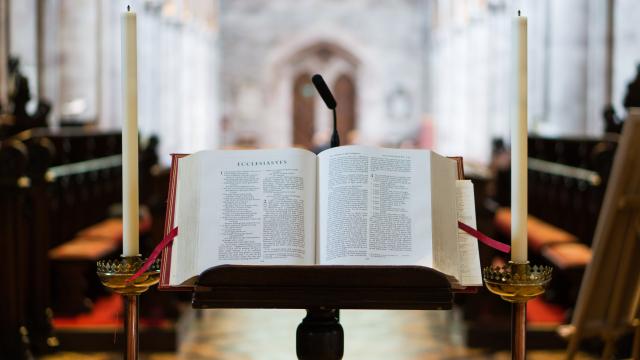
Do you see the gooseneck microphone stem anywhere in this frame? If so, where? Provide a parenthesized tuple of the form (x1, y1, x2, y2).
(331, 109, 339, 148)
(312, 74, 340, 148)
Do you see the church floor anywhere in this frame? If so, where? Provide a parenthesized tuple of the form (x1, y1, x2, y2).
(41, 307, 597, 360)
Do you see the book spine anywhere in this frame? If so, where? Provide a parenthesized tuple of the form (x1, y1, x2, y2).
(159, 154, 193, 291)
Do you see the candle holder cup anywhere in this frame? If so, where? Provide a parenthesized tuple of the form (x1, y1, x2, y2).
(483, 261, 552, 303)
(96, 256, 160, 360)
(97, 256, 160, 294)
(482, 261, 552, 360)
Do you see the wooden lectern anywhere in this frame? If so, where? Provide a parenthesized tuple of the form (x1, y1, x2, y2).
(160, 154, 474, 360)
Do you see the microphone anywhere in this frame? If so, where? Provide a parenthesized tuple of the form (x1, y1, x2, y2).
(312, 74, 336, 109)
(311, 74, 339, 147)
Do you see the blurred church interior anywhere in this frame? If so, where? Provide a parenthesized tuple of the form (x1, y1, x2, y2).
(1, 0, 639, 359)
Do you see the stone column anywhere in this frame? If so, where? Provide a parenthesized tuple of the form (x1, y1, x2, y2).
(584, 0, 612, 135)
(9, 0, 39, 107)
(545, 0, 589, 136)
(39, 0, 61, 128)
(39, 0, 98, 127)
(57, 0, 97, 122)
(612, 0, 640, 116)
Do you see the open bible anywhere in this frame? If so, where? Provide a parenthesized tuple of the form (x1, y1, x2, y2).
(161, 145, 481, 289)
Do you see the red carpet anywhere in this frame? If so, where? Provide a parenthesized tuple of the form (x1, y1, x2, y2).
(53, 294, 123, 329)
(53, 294, 170, 329)
(527, 297, 566, 324)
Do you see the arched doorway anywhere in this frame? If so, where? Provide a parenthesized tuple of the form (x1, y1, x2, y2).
(292, 73, 315, 149)
(334, 74, 357, 144)
(264, 34, 371, 147)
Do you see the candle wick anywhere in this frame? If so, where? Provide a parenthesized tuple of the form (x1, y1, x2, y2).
(127, 5, 130, 12)
(518, 10, 521, 16)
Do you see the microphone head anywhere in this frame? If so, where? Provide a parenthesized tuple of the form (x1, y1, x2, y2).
(311, 74, 337, 109)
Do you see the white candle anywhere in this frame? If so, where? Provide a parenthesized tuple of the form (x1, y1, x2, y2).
(122, 6, 139, 257)
(511, 12, 528, 263)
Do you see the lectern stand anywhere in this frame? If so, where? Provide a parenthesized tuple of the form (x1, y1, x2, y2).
(192, 265, 454, 359)
(159, 154, 470, 360)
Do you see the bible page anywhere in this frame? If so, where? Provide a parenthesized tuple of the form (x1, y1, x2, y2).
(455, 180, 482, 286)
(170, 148, 317, 285)
(316, 145, 432, 266)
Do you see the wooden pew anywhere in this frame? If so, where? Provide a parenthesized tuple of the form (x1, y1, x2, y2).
(526, 136, 617, 246)
(16, 127, 122, 166)
(493, 135, 617, 307)
(464, 135, 617, 350)
(0, 127, 167, 354)
(0, 139, 32, 358)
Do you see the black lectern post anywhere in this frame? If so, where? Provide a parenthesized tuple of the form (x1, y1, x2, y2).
(192, 265, 453, 360)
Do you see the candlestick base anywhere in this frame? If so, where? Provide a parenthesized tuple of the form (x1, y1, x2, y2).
(483, 261, 552, 360)
(96, 256, 160, 360)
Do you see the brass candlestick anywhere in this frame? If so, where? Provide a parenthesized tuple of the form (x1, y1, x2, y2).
(96, 256, 160, 360)
(483, 262, 552, 360)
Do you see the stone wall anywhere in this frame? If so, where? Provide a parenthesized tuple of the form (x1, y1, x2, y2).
(7, 0, 220, 162)
(96, 0, 221, 160)
(425, 0, 629, 162)
(8, 0, 639, 164)
(220, 0, 428, 147)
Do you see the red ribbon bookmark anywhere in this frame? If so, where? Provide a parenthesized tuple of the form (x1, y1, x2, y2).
(126, 227, 179, 283)
(125, 222, 505, 283)
(458, 221, 510, 253)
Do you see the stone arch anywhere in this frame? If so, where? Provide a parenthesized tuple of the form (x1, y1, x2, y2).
(262, 30, 379, 147)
